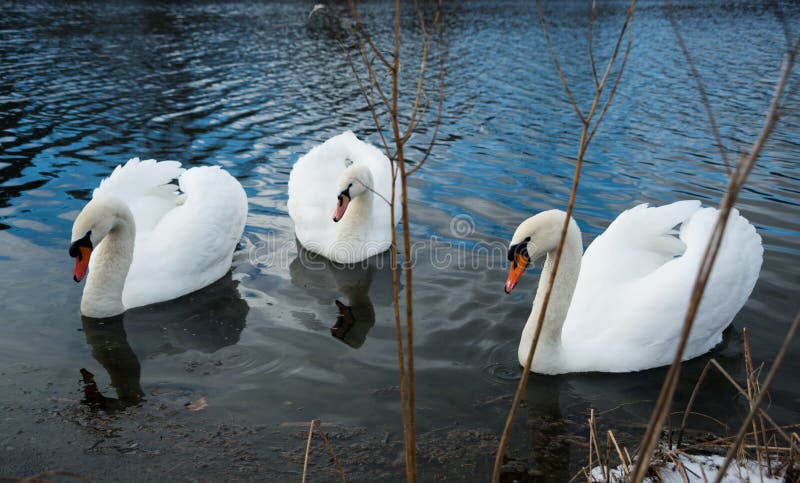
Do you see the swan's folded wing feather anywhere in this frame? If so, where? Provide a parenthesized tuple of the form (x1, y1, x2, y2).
(566, 205, 762, 366)
(93, 158, 184, 233)
(122, 166, 247, 308)
(565, 201, 702, 333)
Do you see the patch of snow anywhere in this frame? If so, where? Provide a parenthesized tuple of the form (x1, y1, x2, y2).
(591, 452, 784, 482)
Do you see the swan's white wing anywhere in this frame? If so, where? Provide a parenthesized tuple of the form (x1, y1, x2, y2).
(564, 200, 701, 337)
(288, 130, 401, 259)
(621, 206, 762, 358)
(563, 201, 762, 371)
(122, 166, 248, 308)
(93, 157, 184, 233)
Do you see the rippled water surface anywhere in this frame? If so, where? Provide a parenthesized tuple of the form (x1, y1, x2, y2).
(1, 1, 799, 480)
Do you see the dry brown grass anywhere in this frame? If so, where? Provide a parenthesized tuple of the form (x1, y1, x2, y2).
(578, 327, 800, 482)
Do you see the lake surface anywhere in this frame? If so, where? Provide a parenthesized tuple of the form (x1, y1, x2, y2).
(1, 1, 799, 480)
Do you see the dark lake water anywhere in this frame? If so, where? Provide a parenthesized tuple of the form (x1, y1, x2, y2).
(1, 1, 799, 480)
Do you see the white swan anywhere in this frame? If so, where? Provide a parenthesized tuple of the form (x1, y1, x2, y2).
(69, 158, 248, 318)
(287, 131, 401, 264)
(504, 200, 762, 374)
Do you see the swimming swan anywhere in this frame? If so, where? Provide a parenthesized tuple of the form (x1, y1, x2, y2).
(287, 131, 401, 263)
(69, 158, 247, 318)
(504, 200, 762, 374)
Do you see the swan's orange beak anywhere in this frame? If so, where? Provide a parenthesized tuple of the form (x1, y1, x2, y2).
(332, 193, 350, 222)
(72, 246, 92, 283)
(505, 252, 529, 294)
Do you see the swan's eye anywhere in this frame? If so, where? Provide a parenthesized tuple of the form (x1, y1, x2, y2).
(69, 231, 93, 259)
(506, 239, 530, 262)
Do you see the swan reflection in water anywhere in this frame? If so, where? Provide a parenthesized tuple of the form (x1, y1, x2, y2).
(79, 272, 248, 410)
(289, 245, 396, 348)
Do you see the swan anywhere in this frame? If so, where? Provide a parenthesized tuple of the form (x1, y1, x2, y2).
(69, 158, 248, 318)
(504, 200, 762, 374)
(287, 131, 401, 264)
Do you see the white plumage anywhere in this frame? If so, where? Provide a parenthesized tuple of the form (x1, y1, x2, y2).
(287, 131, 401, 263)
(71, 158, 248, 317)
(508, 201, 763, 374)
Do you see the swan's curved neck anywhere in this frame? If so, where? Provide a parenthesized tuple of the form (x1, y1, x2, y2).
(519, 221, 583, 374)
(81, 201, 135, 318)
(338, 188, 374, 240)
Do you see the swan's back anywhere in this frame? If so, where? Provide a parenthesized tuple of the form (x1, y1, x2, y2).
(563, 201, 762, 372)
(287, 131, 400, 261)
(125, 165, 247, 307)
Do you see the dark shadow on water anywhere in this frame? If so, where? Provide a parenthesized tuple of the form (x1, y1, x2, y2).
(289, 244, 398, 349)
(79, 272, 248, 411)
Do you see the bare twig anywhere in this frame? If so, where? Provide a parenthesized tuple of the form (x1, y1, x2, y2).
(536, 0, 586, 123)
(586, 27, 632, 145)
(742, 329, 764, 468)
(665, 0, 732, 175)
(407, 1, 444, 176)
(339, 39, 392, 154)
(314, 421, 348, 483)
(676, 359, 714, 447)
(588, 0, 600, 88)
(302, 419, 315, 483)
(347, 2, 393, 70)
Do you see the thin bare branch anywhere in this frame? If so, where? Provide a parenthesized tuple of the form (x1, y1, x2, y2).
(314, 421, 348, 483)
(493, 136, 589, 483)
(408, 0, 445, 176)
(676, 359, 714, 447)
(588, 0, 600, 88)
(587, 27, 633, 145)
(302, 420, 315, 483)
(733, 35, 800, 188)
(339, 39, 392, 154)
(403, 0, 431, 141)
(665, 0, 732, 175)
(346, 0, 393, 70)
(536, 0, 586, 123)
(677, 358, 799, 451)
(593, 0, 636, 98)
(338, 2, 445, 480)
